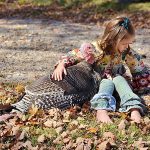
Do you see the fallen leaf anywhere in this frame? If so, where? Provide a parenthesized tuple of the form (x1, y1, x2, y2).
(120, 112, 128, 119)
(61, 131, 69, 138)
(63, 138, 70, 144)
(142, 124, 150, 134)
(75, 142, 84, 150)
(53, 136, 62, 144)
(9, 130, 22, 148)
(63, 119, 70, 123)
(6, 117, 17, 126)
(132, 138, 150, 149)
(77, 116, 85, 121)
(70, 120, 78, 126)
(52, 120, 63, 128)
(87, 139, 93, 149)
(78, 124, 88, 129)
(52, 120, 57, 128)
(139, 148, 149, 150)
(0, 126, 11, 137)
(15, 84, 25, 93)
(0, 114, 14, 122)
(55, 126, 63, 134)
(63, 111, 71, 120)
(133, 141, 145, 148)
(103, 132, 116, 141)
(28, 105, 38, 120)
(143, 117, 150, 125)
(76, 137, 84, 144)
(37, 134, 45, 143)
(10, 142, 24, 150)
(65, 140, 73, 149)
(0, 90, 6, 96)
(68, 106, 80, 119)
(11, 125, 20, 135)
(130, 132, 136, 138)
(118, 119, 127, 130)
(21, 114, 27, 121)
(88, 127, 98, 133)
(5, 97, 11, 103)
(68, 120, 79, 130)
(83, 145, 91, 150)
(44, 119, 53, 128)
(71, 129, 78, 135)
(19, 130, 26, 140)
(23, 127, 30, 132)
(97, 141, 111, 150)
(48, 108, 60, 117)
(82, 101, 91, 112)
(23, 140, 38, 150)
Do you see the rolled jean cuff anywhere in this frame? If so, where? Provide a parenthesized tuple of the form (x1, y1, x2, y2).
(120, 93, 141, 106)
(119, 98, 146, 115)
(90, 93, 116, 111)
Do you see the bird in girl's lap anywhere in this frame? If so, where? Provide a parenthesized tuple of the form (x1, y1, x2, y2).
(0, 43, 100, 119)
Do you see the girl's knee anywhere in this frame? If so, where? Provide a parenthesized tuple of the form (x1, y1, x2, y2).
(98, 79, 115, 95)
(101, 79, 114, 85)
(113, 75, 128, 85)
(113, 75, 125, 81)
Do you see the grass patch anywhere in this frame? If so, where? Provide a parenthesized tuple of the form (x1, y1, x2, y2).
(25, 125, 57, 146)
(14, 0, 53, 6)
(127, 2, 150, 11)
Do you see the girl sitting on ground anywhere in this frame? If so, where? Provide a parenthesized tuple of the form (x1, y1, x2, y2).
(0, 17, 149, 124)
(52, 16, 149, 123)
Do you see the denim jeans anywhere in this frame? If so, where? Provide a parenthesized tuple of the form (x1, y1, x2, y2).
(90, 76, 146, 114)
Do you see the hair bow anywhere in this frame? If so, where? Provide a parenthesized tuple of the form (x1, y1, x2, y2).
(119, 17, 130, 30)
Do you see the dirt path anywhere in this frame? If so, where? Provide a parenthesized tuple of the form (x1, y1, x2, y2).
(0, 19, 150, 83)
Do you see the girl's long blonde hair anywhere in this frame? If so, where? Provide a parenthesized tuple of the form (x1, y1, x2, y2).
(97, 16, 135, 58)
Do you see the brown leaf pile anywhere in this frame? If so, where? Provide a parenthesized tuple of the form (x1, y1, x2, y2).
(0, 82, 150, 149)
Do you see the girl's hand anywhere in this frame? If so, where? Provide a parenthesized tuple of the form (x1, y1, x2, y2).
(106, 74, 113, 80)
(51, 62, 67, 81)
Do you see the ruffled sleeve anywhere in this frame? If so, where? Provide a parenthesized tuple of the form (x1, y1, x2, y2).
(55, 41, 103, 68)
(54, 49, 84, 68)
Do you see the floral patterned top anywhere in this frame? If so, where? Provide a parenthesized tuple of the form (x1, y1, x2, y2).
(56, 41, 150, 94)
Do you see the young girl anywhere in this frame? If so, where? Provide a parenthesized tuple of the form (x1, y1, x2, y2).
(52, 16, 149, 123)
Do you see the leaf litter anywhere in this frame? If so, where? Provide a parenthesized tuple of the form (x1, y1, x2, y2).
(0, 82, 150, 149)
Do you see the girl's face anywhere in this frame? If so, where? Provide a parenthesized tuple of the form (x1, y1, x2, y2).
(117, 36, 135, 53)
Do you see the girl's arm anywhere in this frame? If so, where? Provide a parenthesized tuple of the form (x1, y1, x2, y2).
(123, 49, 146, 74)
(52, 48, 85, 81)
(123, 49, 149, 94)
(55, 49, 84, 68)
